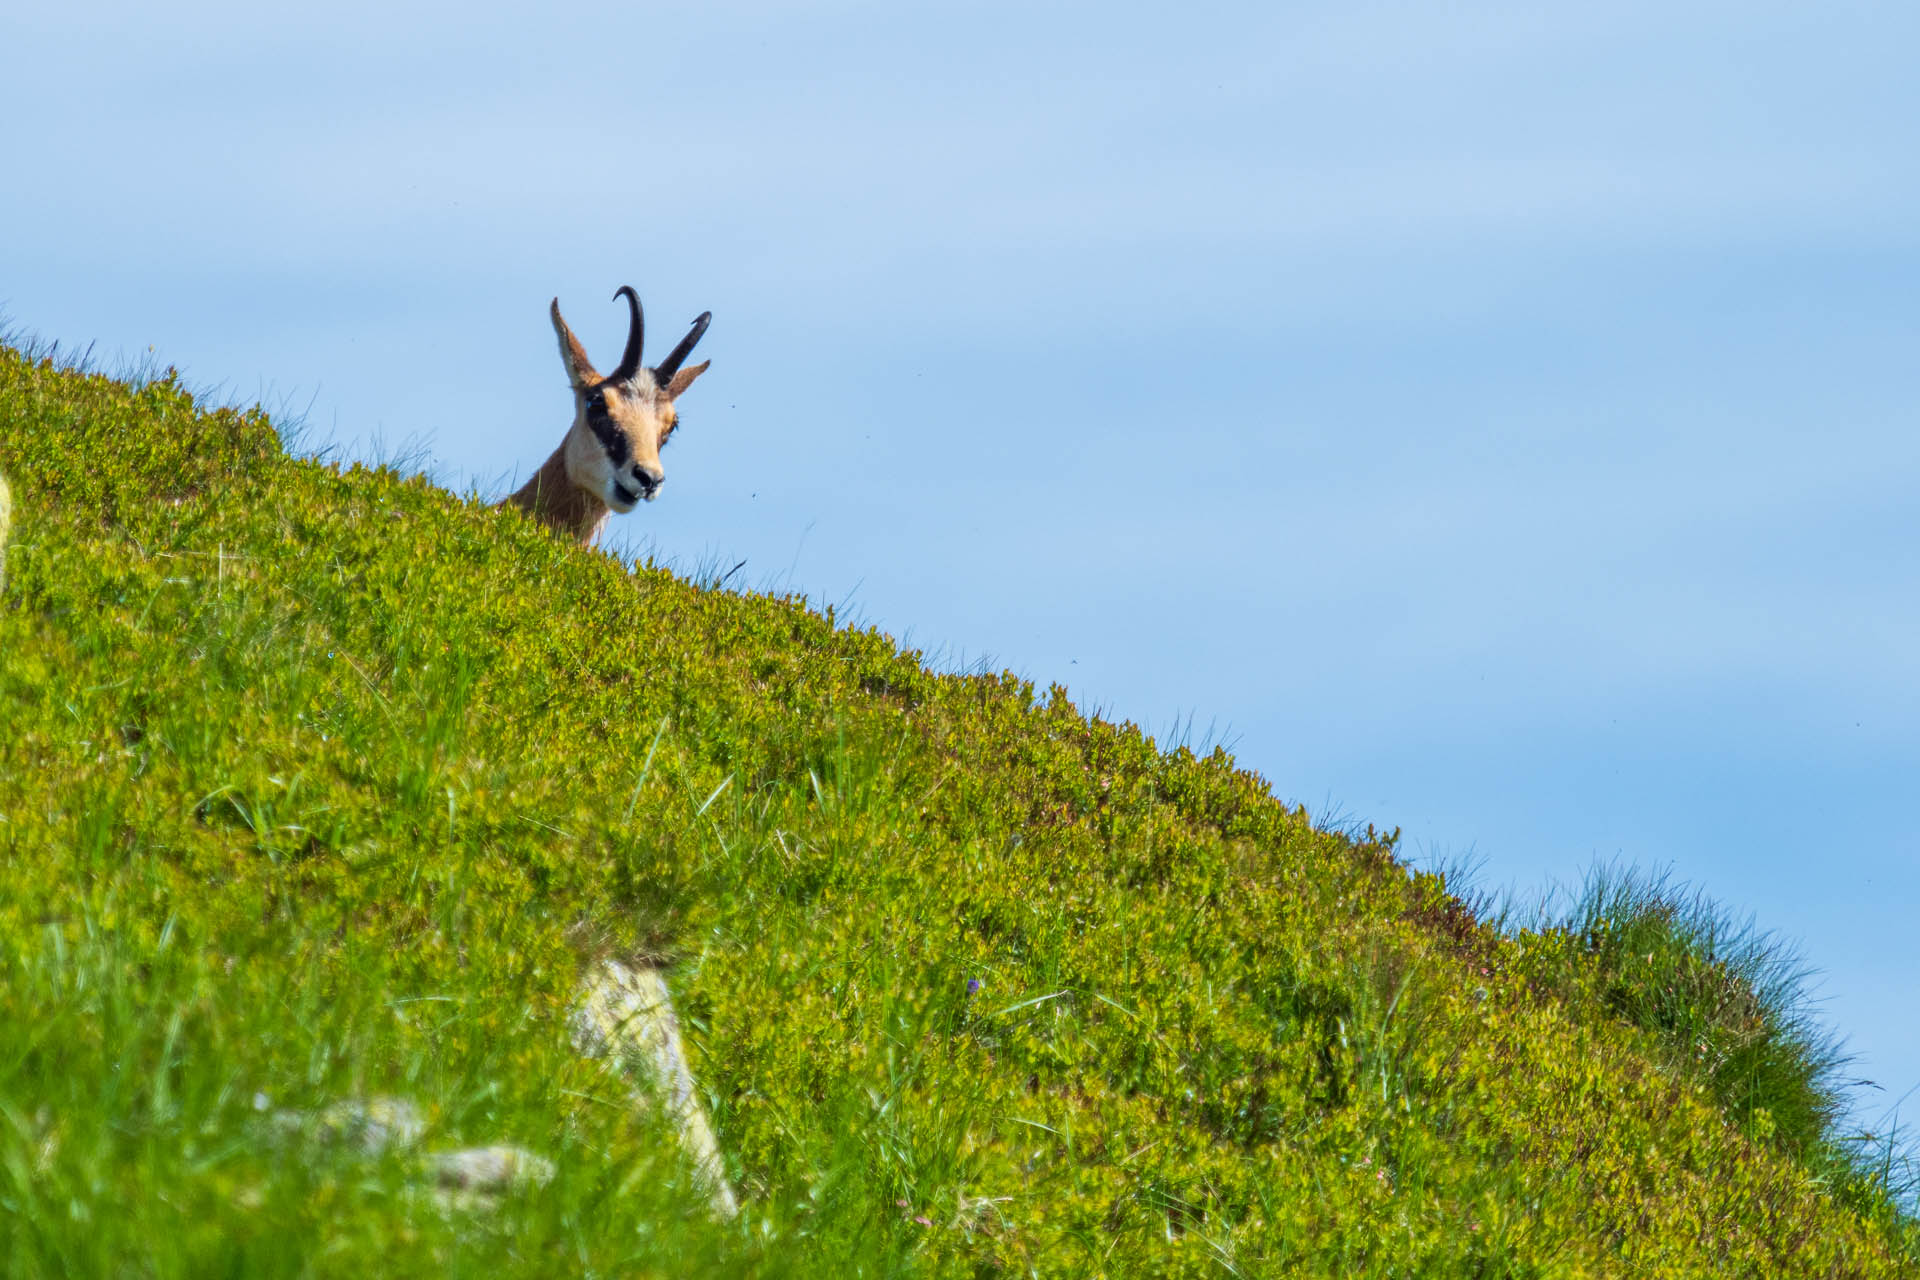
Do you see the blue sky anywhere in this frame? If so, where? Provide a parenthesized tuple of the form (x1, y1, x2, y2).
(5, 2, 1916, 1124)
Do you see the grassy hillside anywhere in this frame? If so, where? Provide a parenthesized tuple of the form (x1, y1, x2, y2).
(0, 343, 1912, 1277)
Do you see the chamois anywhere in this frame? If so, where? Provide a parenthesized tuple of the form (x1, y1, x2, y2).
(503, 287, 712, 545)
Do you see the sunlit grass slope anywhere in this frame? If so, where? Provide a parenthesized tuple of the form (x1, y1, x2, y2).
(0, 345, 1913, 1277)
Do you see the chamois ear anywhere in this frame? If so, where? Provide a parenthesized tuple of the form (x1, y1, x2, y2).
(550, 299, 600, 393)
(663, 359, 711, 400)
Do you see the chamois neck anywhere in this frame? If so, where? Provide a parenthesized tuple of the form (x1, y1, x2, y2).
(506, 445, 609, 545)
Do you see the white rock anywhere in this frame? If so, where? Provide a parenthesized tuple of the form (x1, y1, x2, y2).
(1, 469, 11, 589)
(273, 1096, 426, 1156)
(571, 959, 740, 1219)
(429, 1143, 556, 1192)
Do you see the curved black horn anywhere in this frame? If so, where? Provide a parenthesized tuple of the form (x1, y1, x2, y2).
(609, 286, 645, 383)
(653, 311, 712, 384)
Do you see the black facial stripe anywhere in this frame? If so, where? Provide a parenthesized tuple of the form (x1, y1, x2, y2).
(585, 398, 630, 466)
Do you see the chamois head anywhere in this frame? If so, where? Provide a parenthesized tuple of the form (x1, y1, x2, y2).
(551, 287, 712, 514)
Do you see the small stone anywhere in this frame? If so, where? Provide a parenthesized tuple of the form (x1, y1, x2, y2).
(429, 1144, 556, 1193)
(278, 1096, 426, 1156)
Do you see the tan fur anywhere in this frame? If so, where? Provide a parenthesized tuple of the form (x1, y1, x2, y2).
(663, 360, 710, 400)
(550, 300, 600, 391)
(500, 292, 712, 547)
(507, 445, 612, 545)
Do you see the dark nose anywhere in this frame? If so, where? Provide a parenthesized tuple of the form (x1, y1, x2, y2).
(631, 463, 663, 496)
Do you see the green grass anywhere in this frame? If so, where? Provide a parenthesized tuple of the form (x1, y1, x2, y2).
(0, 341, 1914, 1276)
(1497, 861, 1916, 1218)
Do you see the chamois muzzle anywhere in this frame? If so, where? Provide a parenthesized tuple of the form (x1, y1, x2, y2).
(609, 285, 645, 384)
(612, 462, 663, 507)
